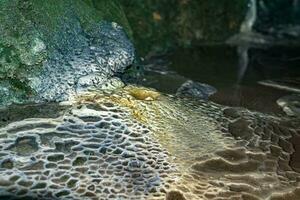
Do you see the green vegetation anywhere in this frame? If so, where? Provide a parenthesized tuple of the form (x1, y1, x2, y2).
(0, 0, 259, 106)
(0, 0, 132, 105)
(121, 0, 247, 55)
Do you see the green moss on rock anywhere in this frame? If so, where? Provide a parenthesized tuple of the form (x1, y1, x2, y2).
(0, 0, 132, 106)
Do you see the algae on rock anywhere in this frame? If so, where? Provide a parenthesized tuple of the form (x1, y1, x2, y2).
(0, 0, 134, 106)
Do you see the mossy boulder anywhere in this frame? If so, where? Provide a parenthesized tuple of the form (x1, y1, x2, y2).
(0, 0, 134, 106)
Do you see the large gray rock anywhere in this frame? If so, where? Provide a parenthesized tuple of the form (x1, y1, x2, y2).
(0, 0, 134, 107)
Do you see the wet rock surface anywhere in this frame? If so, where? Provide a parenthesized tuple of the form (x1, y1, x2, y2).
(29, 21, 134, 103)
(0, 0, 134, 107)
(0, 86, 299, 200)
(176, 80, 217, 100)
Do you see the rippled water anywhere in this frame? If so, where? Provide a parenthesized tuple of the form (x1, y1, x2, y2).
(1, 45, 300, 199)
(0, 85, 299, 199)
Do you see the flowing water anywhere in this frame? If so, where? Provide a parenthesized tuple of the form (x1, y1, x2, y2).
(1, 86, 300, 200)
(1, 55, 300, 199)
(1, 1, 300, 199)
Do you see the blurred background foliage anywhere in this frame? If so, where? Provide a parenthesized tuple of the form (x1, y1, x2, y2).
(256, 0, 300, 32)
(120, 0, 247, 55)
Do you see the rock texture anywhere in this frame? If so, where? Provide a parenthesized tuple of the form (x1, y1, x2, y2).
(0, 0, 134, 107)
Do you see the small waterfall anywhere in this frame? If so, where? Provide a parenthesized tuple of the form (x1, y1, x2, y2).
(237, 46, 249, 83)
(240, 0, 257, 33)
(236, 0, 257, 84)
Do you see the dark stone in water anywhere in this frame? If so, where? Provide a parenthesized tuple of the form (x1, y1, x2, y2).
(176, 80, 216, 100)
(166, 191, 186, 200)
(228, 118, 253, 140)
(223, 108, 241, 119)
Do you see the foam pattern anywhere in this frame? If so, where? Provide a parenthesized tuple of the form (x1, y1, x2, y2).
(0, 86, 299, 200)
(0, 103, 177, 199)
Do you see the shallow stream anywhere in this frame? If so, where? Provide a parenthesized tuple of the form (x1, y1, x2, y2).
(0, 1, 300, 198)
(1, 44, 300, 199)
(142, 45, 300, 115)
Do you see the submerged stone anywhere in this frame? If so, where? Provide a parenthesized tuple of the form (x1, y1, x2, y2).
(176, 80, 217, 100)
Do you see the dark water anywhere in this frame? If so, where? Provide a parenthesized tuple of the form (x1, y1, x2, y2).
(142, 45, 300, 115)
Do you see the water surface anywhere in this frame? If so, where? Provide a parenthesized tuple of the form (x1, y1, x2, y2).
(142, 45, 300, 115)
